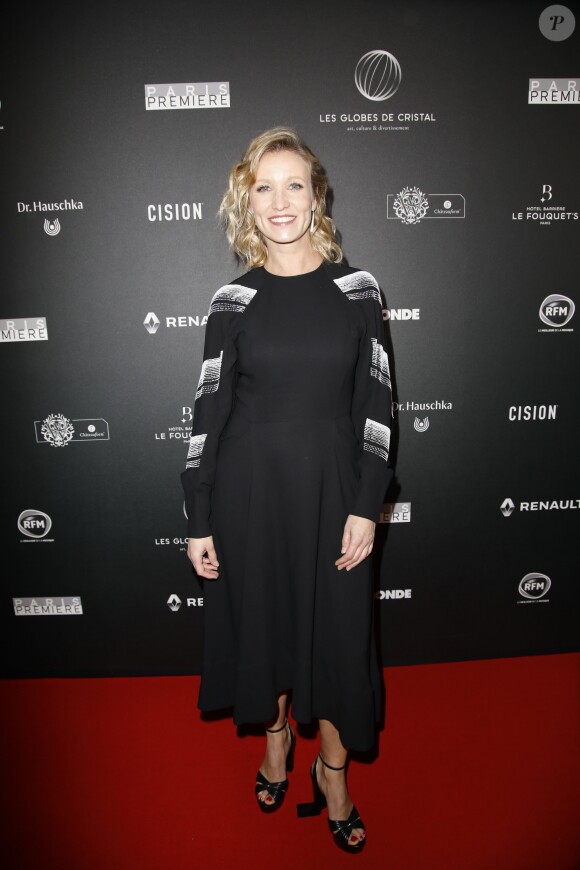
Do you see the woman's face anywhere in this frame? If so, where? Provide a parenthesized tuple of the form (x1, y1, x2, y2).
(249, 150, 316, 250)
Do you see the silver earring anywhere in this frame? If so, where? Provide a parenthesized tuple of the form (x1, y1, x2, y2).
(310, 210, 315, 233)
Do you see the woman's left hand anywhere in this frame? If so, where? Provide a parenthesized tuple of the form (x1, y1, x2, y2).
(335, 514, 376, 572)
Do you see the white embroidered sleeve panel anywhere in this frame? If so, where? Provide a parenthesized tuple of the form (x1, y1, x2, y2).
(334, 270, 394, 522)
(181, 284, 256, 537)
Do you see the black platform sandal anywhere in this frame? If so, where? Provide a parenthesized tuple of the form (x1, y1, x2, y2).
(255, 718, 296, 813)
(297, 753, 366, 853)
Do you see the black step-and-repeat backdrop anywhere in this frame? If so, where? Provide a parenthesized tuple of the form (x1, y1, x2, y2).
(2, 1, 578, 678)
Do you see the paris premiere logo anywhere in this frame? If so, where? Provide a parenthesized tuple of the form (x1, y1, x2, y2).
(354, 50, 402, 101)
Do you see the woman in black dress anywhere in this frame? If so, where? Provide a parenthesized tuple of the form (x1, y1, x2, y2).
(182, 126, 393, 853)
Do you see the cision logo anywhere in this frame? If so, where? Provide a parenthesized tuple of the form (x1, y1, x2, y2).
(144, 82, 230, 111)
(34, 414, 110, 446)
(13, 596, 83, 616)
(18, 509, 54, 542)
(0, 317, 48, 343)
(512, 184, 578, 226)
(538, 294, 575, 332)
(508, 404, 558, 422)
(387, 189, 465, 224)
(528, 78, 579, 103)
(147, 202, 203, 222)
(379, 502, 411, 523)
(501, 497, 579, 517)
(318, 50, 436, 134)
(144, 312, 207, 334)
(517, 573, 551, 604)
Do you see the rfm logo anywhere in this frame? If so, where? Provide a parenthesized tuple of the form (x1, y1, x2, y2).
(18, 510, 52, 539)
(518, 572, 551, 600)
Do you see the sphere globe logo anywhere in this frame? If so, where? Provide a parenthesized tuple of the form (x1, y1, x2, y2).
(354, 50, 402, 101)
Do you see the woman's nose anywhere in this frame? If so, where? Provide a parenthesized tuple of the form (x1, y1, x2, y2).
(272, 187, 289, 210)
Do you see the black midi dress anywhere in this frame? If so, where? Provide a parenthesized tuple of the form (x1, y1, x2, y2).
(181, 261, 394, 752)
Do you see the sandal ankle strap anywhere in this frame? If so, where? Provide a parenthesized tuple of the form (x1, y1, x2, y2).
(266, 717, 288, 733)
(318, 752, 346, 771)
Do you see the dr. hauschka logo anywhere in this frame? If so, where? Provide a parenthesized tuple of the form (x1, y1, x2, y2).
(145, 83, 230, 111)
(528, 78, 579, 104)
(508, 404, 558, 422)
(538, 294, 575, 332)
(144, 311, 207, 333)
(518, 573, 551, 603)
(167, 594, 203, 610)
(18, 509, 53, 541)
(154, 406, 193, 443)
(414, 417, 429, 432)
(44, 219, 60, 236)
(147, 202, 203, 222)
(393, 400, 453, 413)
(538, 5, 576, 41)
(17, 199, 84, 234)
(384, 307, 420, 322)
(501, 497, 579, 515)
(500, 498, 515, 517)
(18, 199, 84, 214)
(354, 50, 402, 101)
(379, 502, 411, 523)
(387, 189, 466, 224)
(0, 317, 48, 343)
(512, 184, 578, 226)
(13, 597, 83, 616)
(34, 414, 110, 446)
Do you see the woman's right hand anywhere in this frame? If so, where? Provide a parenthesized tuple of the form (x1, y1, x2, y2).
(187, 536, 220, 580)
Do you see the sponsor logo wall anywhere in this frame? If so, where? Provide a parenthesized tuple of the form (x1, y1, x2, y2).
(2, 2, 577, 678)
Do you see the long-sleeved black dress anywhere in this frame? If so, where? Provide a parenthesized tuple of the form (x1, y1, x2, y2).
(181, 261, 393, 751)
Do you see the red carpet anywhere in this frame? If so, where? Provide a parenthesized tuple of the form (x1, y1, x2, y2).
(2, 654, 579, 870)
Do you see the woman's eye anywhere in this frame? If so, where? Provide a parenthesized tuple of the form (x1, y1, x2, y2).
(255, 184, 270, 193)
(290, 182, 303, 190)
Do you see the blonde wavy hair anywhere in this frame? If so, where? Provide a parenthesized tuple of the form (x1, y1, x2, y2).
(218, 126, 343, 268)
